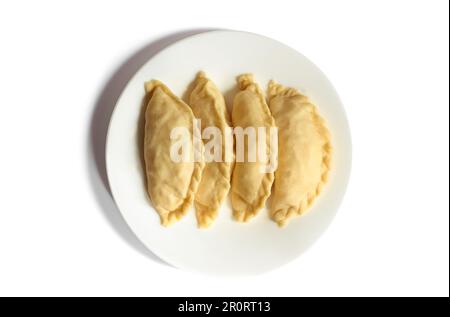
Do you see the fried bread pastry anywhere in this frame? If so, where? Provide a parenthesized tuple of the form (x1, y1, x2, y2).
(231, 74, 275, 222)
(268, 81, 332, 227)
(189, 72, 233, 228)
(144, 80, 204, 226)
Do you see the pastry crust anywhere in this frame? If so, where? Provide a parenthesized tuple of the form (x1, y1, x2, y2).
(189, 72, 233, 228)
(268, 81, 332, 227)
(231, 74, 275, 222)
(144, 80, 204, 226)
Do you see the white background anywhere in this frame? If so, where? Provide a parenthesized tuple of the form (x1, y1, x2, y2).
(0, 0, 448, 297)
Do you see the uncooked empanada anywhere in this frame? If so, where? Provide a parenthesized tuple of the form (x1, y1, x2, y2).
(231, 74, 275, 222)
(189, 72, 233, 228)
(144, 80, 204, 226)
(268, 81, 332, 227)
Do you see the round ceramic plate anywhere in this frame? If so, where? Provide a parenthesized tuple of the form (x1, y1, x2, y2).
(106, 30, 352, 275)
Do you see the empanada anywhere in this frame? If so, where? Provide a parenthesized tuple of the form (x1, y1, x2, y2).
(144, 80, 204, 227)
(268, 81, 332, 227)
(231, 74, 275, 222)
(189, 72, 233, 228)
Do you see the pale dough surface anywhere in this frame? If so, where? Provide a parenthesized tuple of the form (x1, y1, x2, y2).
(268, 81, 332, 227)
(144, 80, 204, 226)
(231, 74, 275, 222)
(189, 72, 233, 228)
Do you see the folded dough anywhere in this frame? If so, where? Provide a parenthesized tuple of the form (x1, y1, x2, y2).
(231, 74, 275, 222)
(268, 81, 332, 227)
(189, 72, 233, 228)
(144, 80, 204, 227)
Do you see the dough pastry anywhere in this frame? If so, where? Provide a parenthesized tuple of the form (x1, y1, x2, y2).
(268, 81, 332, 227)
(231, 74, 275, 222)
(144, 80, 204, 227)
(189, 72, 233, 228)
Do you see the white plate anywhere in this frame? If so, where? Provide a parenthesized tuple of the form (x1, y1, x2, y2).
(106, 30, 352, 275)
